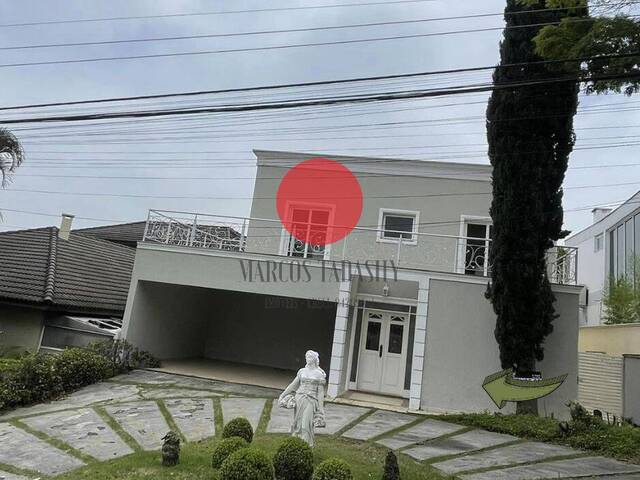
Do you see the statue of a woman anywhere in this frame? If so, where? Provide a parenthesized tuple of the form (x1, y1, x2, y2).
(278, 350, 326, 446)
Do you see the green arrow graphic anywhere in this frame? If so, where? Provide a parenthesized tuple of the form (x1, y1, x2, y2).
(482, 369, 567, 409)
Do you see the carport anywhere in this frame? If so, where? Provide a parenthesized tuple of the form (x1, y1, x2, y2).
(124, 281, 337, 387)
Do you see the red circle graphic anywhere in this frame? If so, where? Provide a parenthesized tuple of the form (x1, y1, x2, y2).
(276, 158, 363, 247)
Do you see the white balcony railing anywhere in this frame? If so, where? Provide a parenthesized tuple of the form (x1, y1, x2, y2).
(142, 209, 578, 285)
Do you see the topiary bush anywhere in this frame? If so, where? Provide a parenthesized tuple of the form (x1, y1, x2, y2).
(273, 437, 314, 480)
(220, 447, 274, 480)
(312, 458, 353, 480)
(222, 417, 254, 443)
(212, 436, 249, 469)
(382, 450, 400, 480)
(54, 348, 113, 391)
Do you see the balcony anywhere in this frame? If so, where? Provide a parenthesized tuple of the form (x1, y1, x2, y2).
(142, 209, 578, 285)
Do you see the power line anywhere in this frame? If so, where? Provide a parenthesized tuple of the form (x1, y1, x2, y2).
(2, 50, 636, 113)
(0, 0, 440, 28)
(3, 71, 639, 125)
(0, 15, 616, 52)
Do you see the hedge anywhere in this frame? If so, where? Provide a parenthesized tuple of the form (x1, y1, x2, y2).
(0, 342, 158, 411)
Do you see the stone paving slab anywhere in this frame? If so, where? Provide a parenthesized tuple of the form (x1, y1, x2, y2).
(220, 398, 266, 430)
(112, 370, 279, 397)
(22, 408, 133, 461)
(105, 401, 170, 451)
(404, 429, 517, 461)
(341, 410, 416, 441)
(267, 401, 370, 435)
(0, 383, 141, 420)
(432, 441, 579, 474)
(376, 418, 465, 450)
(141, 388, 223, 399)
(164, 398, 215, 442)
(0, 471, 30, 480)
(0, 422, 85, 476)
(460, 456, 640, 480)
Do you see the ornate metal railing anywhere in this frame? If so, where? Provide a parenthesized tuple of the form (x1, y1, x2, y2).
(142, 209, 578, 285)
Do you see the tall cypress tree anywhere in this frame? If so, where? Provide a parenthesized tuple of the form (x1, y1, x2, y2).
(486, 0, 584, 394)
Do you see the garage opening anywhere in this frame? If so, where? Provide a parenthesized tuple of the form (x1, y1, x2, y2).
(125, 281, 337, 389)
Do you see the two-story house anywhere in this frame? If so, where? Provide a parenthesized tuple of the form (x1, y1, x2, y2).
(566, 191, 640, 326)
(121, 150, 580, 416)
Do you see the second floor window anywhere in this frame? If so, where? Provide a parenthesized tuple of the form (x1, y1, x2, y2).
(378, 209, 419, 244)
(283, 206, 331, 260)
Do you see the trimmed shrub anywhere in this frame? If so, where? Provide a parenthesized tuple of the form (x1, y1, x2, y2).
(222, 417, 254, 443)
(220, 447, 274, 480)
(312, 458, 353, 480)
(212, 437, 249, 469)
(89, 339, 160, 373)
(382, 450, 400, 480)
(273, 437, 314, 480)
(54, 348, 112, 391)
(0, 354, 61, 409)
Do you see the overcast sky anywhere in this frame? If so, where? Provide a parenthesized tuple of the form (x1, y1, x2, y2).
(0, 0, 638, 236)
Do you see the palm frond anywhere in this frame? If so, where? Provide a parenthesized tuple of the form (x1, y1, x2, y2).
(0, 127, 24, 188)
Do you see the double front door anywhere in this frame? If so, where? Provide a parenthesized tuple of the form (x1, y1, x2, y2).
(357, 310, 409, 396)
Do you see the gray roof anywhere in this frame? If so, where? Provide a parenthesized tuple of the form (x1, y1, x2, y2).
(75, 221, 147, 247)
(0, 227, 135, 314)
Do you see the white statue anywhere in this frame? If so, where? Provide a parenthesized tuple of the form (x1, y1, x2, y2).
(278, 350, 326, 446)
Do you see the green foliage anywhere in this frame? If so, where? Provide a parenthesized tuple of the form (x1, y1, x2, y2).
(442, 406, 640, 464)
(0, 342, 155, 412)
(518, 0, 640, 95)
(220, 447, 274, 480)
(311, 459, 353, 480)
(89, 339, 160, 374)
(602, 275, 639, 324)
(486, 0, 579, 375)
(212, 437, 248, 469)
(222, 417, 254, 444)
(55, 348, 113, 391)
(0, 353, 61, 409)
(162, 431, 181, 467)
(273, 437, 314, 480)
(382, 450, 400, 480)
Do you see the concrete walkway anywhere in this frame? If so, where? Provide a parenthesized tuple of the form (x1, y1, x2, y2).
(0, 370, 637, 479)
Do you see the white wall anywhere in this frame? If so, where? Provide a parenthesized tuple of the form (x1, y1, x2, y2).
(421, 279, 579, 419)
(246, 151, 492, 272)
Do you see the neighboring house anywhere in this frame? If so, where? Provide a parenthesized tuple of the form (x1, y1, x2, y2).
(76, 221, 148, 248)
(122, 150, 581, 416)
(0, 227, 135, 354)
(565, 190, 640, 326)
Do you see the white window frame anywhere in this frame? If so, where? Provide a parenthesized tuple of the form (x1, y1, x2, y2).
(594, 233, 604, 253)
(376, 208, 420, 246)
(278, 201, 334, 260)
(456, 215, 492, 275)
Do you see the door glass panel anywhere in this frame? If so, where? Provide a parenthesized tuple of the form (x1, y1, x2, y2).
(388, 324, 404, 354)
(365, 322, 381, 351)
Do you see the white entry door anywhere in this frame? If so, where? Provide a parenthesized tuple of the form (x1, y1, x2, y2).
(357, 310, 409, 396)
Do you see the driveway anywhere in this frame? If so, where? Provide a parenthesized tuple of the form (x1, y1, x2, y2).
(0, 370, 638, 479)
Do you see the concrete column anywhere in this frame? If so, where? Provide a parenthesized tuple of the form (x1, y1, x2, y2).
(327, 279, 352, 398)
(409, 277, 430, 411)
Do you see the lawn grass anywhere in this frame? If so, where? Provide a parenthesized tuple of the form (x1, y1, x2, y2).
(54, 434, 444, 480)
